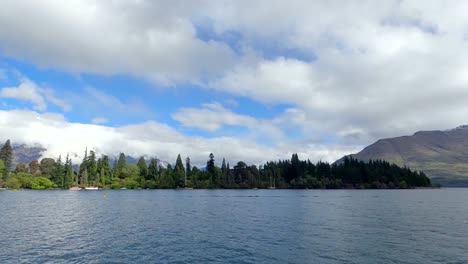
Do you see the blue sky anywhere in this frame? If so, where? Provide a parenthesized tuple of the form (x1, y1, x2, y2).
(1, 1, 467, 165)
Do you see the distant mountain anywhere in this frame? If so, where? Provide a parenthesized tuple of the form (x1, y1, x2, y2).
(1, 142, 170, 170)
(11, 144, 46, 168)
(336, 126, 468, 186)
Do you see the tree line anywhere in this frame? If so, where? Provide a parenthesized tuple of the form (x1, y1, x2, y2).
(0, 140, 432, 189)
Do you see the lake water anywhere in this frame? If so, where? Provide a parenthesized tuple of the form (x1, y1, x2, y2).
(0, 189, 467, 264)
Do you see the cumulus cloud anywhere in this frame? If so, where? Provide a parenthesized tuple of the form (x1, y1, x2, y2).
(0, 109, 357, 166)
(172, 102, 257, 131)
(0, 78, 71, 112)
(0, 79, 47, 111)
(2, 0, 468, 154)
(172, 102, 290, 143)
(0, 0, 235, 85)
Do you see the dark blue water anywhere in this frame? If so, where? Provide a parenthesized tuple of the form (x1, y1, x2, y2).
(0, 189, 467, 264)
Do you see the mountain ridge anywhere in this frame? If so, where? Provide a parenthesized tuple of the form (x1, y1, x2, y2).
(336, 126, 468, 186)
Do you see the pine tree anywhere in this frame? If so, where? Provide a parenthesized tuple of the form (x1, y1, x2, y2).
(64, 154, 74, 188)
(0, 139, 13, 179)
(100, 155, 112, 186)
(185, 157, 191, 181)
(53, 156, 65, 188)
(174, 154, 185, 187)
(87, 150, 97, 184)
(207, 153, 217, 186)
(79, 148, 88, 186)
(148, 158, 159, 182)
(221, 158, 227, 186)
(116, 153, 127, 179)
(137, 157, 148, 182)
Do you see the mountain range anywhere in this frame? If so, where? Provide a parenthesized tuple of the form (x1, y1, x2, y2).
(5, 125, 468, 186)
(337, 125, 468, 187)
(7, 144, 169, 170)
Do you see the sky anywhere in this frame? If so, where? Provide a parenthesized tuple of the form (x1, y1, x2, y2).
(1, 0, 468, 166)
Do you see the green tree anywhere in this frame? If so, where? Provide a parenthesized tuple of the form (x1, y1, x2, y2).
(15, 163, 28, 173)
(221, 158, 227, 187)
(159, 165, 175, 188)
(116, 153, 127, 179)
(28, 160, 41, 176)
(207, 153, 218, 186)
(31, 176, 56, 189)
(174, 154, 185, 187)
(147, 158, 159, 181)
(87, 150, 98, 184)
(185, 157, 191, 181)
(40, 158, 56, 179)
(0, 160, 5, 184)
(79, 149, 89, 186)
(5, 176, 21, 189)
(53, 156, 65, 188)
(137, 157, 148, 182)
(0, 139, 13, 179)
(99, 155, 112, 186)
(64, 155, 74, 188)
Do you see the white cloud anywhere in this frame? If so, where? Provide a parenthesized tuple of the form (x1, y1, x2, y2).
(0, 79, 47, 111)
(172, 102, 289, 144)
(0, 0, 235, 85)
(0, 78, 71, 112)
(91, 117, 108, 125)
(2, 1, 468, 152)
(0, 109, 358, 165)
(172, 102, 257, 131)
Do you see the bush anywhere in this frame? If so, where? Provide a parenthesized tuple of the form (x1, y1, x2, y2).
(31, 177, 57, 190)
(6, 177, 21, 189)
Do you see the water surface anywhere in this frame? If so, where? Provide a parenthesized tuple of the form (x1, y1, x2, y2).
(0, 189, 467, 263)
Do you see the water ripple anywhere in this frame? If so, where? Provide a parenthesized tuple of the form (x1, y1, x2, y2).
(0, 189, 467, 263)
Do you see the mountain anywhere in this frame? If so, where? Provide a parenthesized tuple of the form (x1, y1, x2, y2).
(12, 144, 46, 168)
(1, 142, 170, 170)
(337, 126, 468, 187)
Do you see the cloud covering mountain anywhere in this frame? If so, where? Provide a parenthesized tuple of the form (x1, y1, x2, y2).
(1, 1, 468, 166)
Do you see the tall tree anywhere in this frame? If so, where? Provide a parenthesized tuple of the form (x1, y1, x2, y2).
(99, 155, 112, 186)
(28, 160, 41, 176)
(0, 139, 13, 179)
(79, 148, 89, 186)
(185, 157, 191, 181)
(64, 154, 74, 188)
(116, 153, 127, 179)
(221, 158, 227, 186)
(137, 157, 148, 181)
(15, 163, 28, 173)
(147, 158, 159, 182)
(87, 150, 97, 184)
(174, 154, 185, 187)
(40, 158, 56, 179)
(53, 156, 65, 188)
(207, 153, 218, 186)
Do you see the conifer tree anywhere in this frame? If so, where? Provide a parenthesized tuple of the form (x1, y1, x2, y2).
(0, 139, 13, 179)
(174, 154, 185, 186)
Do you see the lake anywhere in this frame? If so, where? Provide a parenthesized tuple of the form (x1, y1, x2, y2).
(0, 189, 467, 263)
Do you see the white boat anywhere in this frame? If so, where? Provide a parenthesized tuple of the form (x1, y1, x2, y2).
(84, 186, 99, 190)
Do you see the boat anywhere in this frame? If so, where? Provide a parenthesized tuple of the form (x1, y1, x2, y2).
(84, 186, 99, 190)
(69, 186, 82, 191)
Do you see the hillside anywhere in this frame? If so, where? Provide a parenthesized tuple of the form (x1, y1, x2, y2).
(338, 126, 468, 186)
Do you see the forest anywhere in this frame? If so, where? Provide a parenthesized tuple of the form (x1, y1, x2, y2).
(0, 139, 432, 190)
